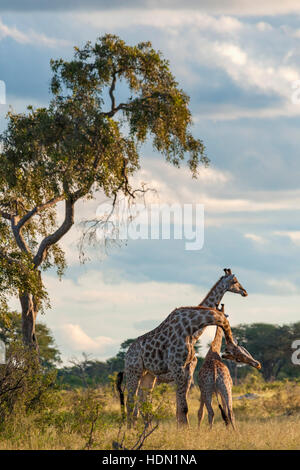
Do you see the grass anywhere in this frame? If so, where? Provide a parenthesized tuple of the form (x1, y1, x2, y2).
(0, 378, 300, 450)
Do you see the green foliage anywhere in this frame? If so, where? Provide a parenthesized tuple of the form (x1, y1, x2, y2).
(50, 34, 208, 173)
(231, 322, 300, 381)
(57, 355, 111, 388)
(58, 340, 136, 388)
(0, 310, 61, 369)
(0, 342, 58, 425)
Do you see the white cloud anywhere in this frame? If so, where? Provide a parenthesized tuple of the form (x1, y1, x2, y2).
(0, 16, 70, 47)
(72, 10, 243, 34)
(43, 269, 210, 360)
(273, 230, 300, 245)
(51, 159, 300, 268)
(256, 22, 273, 32)
(57, 323, 117, 352)
(194, 103, 300, 121)
(244, 233, 267, 244)
(130, 161, 300, 213)
(266, 279, 298, 294)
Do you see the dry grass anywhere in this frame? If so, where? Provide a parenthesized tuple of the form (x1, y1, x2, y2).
(0, 380, 300, 450)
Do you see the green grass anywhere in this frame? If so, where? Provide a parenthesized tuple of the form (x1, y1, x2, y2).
(0, 379, 300, 450)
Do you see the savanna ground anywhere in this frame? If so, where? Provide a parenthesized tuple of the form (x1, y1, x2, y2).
(1, 371, 300, 450)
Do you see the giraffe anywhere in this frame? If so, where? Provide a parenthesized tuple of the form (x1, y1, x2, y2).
(197, 304, 261, 430)
(120, 303, 254, 427)
(136, 268, 248, 409)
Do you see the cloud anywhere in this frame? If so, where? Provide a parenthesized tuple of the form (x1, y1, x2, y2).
(73, 10, 244, 34)
(244, 233, 267, 244)
(266, 279, 298, 294)
(133, 320, 159, 331)
(58, 323, 117, 352)
(2, 1, 300, 16)
(67, 9, 300, 120)
(0, 16, 70, 47)
(273, 231, 300, 245)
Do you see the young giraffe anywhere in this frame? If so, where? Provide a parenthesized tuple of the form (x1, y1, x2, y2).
(136, 268, 248, 409)
(197, 305, 261, 430)
(121, 304, 252, 427)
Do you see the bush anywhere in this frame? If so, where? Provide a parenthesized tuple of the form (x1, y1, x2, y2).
(0, 342, 58, 425)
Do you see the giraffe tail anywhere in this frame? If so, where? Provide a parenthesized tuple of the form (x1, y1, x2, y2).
(116, 371, 125, 419)
(218, 404, 230, 426)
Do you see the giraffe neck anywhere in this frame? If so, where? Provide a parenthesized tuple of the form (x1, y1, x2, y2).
(200, 277, 228, 308)
(183, 308, 233, 345)
(192, 277, 228, 343)
(209, 326, 223, 354)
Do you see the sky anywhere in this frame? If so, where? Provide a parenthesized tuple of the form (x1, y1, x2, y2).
(1, 1, 300, 364)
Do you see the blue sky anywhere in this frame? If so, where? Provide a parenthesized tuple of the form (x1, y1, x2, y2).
(1, 1, 300, 363)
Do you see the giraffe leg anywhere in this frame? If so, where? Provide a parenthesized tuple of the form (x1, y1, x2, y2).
(219, 387, 236, 431)
(174, 369, 190, 427)
(227, 396, 236, 431)
(186, 356, 197, 394)
(137, 373, 157, 424)
(174, 363, 194, 424)
(198, 394, 205, 428)
(204, 397, 215, 429)
(126, 373, 141, 429)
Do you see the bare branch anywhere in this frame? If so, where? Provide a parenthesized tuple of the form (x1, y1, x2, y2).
(133, 423, 159, 450)
(102, 91, 168, 119)
(102, 102, 129, 118)
(11, 216, 31, 255)
(109, 72, 116, 111)
(33, 198, 75, 268)
(16, 195, 65, 231)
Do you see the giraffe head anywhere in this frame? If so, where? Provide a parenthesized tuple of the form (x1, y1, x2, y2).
(222, 343, 261, 369)
(222, 268, 248, 297)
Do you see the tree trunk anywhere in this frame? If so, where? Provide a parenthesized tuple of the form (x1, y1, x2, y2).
(19, 292, 39, 351)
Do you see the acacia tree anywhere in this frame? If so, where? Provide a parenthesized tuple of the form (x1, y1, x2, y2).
(231, 323, 294, 381)
(0, 34, 207, 350)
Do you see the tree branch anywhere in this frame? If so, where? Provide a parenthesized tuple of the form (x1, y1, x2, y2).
(109, 72, 116, 111)
(102, 102, 129, 118)
(100, 70, 131, 118)
(16, 195, 65, 231)
(33, 198, 75, 268)
(11, 216, 31, 255)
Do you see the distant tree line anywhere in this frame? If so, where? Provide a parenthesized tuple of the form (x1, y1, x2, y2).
(228, 322, 300, 382)
(1, 312, 299, 386)
(57, 322, 300, 387)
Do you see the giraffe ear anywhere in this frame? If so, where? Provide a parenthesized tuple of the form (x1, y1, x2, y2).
(223, 268, 228, 274)
(227, 268, 232, 275)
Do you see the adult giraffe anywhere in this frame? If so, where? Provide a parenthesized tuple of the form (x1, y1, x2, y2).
(137, 268, 248, 406)
(121, 303, 251, 427)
